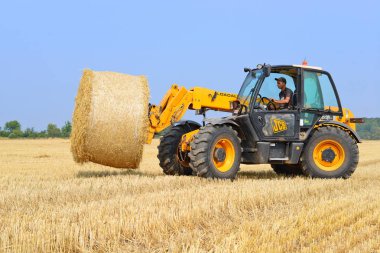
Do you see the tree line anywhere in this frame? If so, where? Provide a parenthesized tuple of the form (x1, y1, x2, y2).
(356, 118, 380, 140)
(0, 120, 71, 139)
(0, 118, 379, 140)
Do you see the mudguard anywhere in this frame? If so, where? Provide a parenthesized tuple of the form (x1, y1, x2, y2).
(206, 116, 239, 127)
(173, 120, 202, 130)
(313, 120, 362, 143)
(206, 116, 244, 137)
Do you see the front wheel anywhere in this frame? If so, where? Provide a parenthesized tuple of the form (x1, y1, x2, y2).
(189, 125, 241, 179)
(301, 126, 359, 179)
(157, 125, 198, 176)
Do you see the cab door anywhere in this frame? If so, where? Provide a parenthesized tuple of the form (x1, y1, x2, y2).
(250, 69, 301, 141)
(300, 69, 343, 128)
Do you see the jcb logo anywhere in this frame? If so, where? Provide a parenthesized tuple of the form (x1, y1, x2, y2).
(271, 119, 288, 133)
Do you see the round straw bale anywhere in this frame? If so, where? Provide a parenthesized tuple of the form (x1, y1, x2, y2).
(71, 69, 149, 168)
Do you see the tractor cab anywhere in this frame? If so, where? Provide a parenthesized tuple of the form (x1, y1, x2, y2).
(237, 64, 344, 141)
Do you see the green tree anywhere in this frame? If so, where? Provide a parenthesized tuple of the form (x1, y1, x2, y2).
(371, 126, 380, 140)
(0, 127, 5, 137)
(11, 129, 23, 138)
(23, 128, 37, 138)
(47, 123, 61, 138)
(357, 118, 380, 140)
(8, 133, 17, 139)
(4, 120, 21, 132)
(61, 121, 72, 138)
(38, 130, 48, 138)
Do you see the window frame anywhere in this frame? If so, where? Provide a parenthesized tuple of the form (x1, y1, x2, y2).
(256, 73, 297, 104)
(250, 66, 301, 111)
(300, 68, 343, 116)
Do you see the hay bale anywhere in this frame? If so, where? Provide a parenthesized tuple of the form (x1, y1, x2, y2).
(71, 69, 149, 168)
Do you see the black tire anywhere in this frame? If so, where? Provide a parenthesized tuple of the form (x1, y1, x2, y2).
(157, 125, 198, 176)
(301, 126, 359, 179)
(271, 164, 303, 176)
(189, 124, 241, 179)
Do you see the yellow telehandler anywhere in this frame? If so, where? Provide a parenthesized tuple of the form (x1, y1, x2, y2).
(147, 64, 363, 179)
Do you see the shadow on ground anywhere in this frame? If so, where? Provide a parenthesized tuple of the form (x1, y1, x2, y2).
(77, 169, 303, 180)
(76, 169, 158, 178)
(238, 170, 283, 179)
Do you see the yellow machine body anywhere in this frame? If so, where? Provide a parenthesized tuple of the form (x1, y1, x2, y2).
(335, 108, 357, 131)
(146, 84, 237, 144)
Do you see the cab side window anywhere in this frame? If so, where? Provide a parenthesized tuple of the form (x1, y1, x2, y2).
(319, 73, 339, 110)
(303, 71, 323, 109)
(257, 74, 295, 101)
(302, 70, 340, 127)
(303, 71, 339, 110)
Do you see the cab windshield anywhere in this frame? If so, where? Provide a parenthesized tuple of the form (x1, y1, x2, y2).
(237, 69, 263, 108)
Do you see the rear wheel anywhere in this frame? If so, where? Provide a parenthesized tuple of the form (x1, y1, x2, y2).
(301, 126, 359, 179)
(157, 124, 198, 176)
(189, 125, 241, 179)
(271, 164, 303, 176)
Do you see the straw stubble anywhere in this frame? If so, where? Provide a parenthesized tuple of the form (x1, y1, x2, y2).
(71, 69, 149, 168)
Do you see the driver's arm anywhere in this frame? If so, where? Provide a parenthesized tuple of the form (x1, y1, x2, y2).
(272, 89, 291, 104)
(273, 96, 290, 104)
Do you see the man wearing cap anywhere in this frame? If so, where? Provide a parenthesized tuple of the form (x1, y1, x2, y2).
(271, 77, 293, 109)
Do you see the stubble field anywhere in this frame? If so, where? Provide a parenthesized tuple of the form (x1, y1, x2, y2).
(0, 139, 379, 252)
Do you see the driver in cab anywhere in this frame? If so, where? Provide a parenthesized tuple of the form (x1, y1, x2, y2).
(270, 77, 293, 109)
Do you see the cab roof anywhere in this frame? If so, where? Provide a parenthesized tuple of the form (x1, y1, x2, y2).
(268, 65, 324, 77)
(292, 64, 323, 70)
(271, 64, 323, 70)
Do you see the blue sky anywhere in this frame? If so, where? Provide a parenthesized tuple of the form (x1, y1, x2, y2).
(0, 0, 379, 130)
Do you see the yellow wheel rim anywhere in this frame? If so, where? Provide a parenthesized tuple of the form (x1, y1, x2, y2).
(212, 138, 235, 172)
(313, 140, 345, 171)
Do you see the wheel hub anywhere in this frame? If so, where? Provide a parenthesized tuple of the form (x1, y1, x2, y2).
(212, 138, 236, 173)
(321, 148, 336, 163)
(313, 139, 346, 172)
(213, 148, 226, 162)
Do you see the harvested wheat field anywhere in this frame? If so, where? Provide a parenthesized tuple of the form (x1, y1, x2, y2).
(0, 139, 380, 253)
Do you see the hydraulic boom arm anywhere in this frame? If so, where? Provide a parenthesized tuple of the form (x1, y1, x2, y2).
(146, 84, 238, 143)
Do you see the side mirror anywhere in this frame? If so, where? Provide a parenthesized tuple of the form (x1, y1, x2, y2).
(243, 67, 251, 72)
(263, 64, 272, 77)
